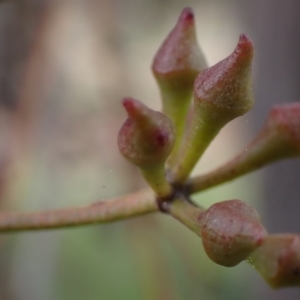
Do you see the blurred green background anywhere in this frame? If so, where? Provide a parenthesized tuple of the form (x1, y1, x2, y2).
(0, 0, 299, 299)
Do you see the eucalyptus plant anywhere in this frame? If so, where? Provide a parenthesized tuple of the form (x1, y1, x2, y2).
(1, 7, 300, 289)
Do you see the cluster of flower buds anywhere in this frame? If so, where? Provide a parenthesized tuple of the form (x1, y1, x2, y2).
(117, 6, 300, 289)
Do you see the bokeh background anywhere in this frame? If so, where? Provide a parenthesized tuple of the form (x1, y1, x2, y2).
(0, 0, 299, 299)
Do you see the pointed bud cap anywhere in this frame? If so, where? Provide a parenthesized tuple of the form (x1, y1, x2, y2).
(152, 7, 206, 86)
(170, 35, 255, 183)
(151, 8, 207, 169)
(264, 103, 300, 156)
(118, 98, 175, 167)
(194, 34, 254, 123)
(249, 234, 300, 288)
(199, 199, 267, 267)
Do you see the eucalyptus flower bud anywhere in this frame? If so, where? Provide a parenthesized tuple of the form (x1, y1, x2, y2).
(263, 103, 300, 156)
(189, 103, 300, 194)
(168, 198, 266, 267)
(152, 7, 207, 166)
(118, 98, 175, 197)
(248, 234, 300, 288)
(171, 34, 254, 183)
(193, 34, 254, 123)
(199, 200, 267, 267)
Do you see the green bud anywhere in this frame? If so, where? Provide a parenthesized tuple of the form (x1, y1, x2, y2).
(189, 103, 300, 194)
(193, 34, 254, 122)
(263, 103, 300, 156)
(118, 98, 175, 197)
(248, 234, 300, 288)
(152, 7, 207, 167)
(171, 34, 254, 183)
(199, 200, 267, 267)
(152, 7, 206, 84)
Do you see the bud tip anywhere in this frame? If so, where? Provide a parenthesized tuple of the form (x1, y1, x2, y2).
(122, 97, 146, 119)
(235, 34, 253, 58)
(179, 7, 195, 24)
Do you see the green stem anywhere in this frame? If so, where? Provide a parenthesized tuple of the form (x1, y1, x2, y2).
(188, 128, 297, 194)
(168, 196, 204, 235)
(160, 86, 193, 169)
(0, 189, 157, 232)
(170, 111, 222, 184)
(140, 164, 173, 197)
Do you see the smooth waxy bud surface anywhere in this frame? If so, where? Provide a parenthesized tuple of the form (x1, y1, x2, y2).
(199, 200, 267, 267)
(249, 234, 300, 288)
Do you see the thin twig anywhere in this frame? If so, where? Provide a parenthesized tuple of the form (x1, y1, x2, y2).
(0, 188, 157, 232)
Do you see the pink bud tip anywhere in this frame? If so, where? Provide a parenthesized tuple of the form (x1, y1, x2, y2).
(152, 7, 205, 76)
(178, 7, 195, 24)
(122, 97, 147, 120)
(122, 98, 134, 111)
(234, 34, 254, 60)
(193, 34, 254, 116)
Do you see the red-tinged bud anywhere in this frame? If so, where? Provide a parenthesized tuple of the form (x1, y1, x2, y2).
(118, 98, 175, 197)
(189, 103, 300, 194)
(152, 8, 207, 167)
(199, 200, 267, 267)
(248, 234, 300, 288)
(119, 98, 175, 166)
(152, 7, 206, 85)
(264, 103, 300, 156)
(171, 34, 254, 183)
(193, 34, 254, 122)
